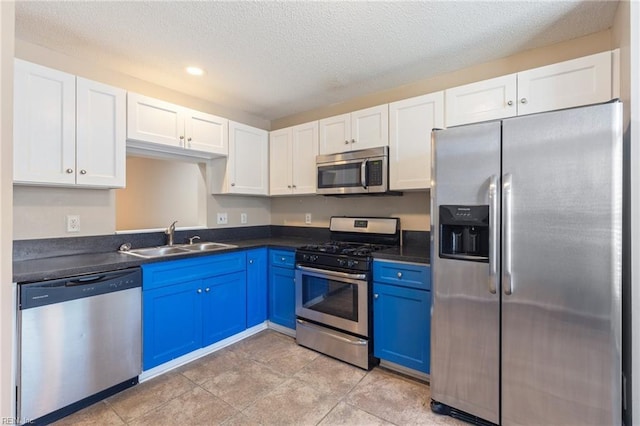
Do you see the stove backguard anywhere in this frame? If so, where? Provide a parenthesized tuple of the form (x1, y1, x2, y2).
(439, 205, 489, 262)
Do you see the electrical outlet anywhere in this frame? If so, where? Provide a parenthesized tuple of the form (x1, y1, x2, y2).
(216, 212, 228, 225)
(66, 215, 80, 233)
(305, 213, 312, 224)
(240, 213, 248, 224)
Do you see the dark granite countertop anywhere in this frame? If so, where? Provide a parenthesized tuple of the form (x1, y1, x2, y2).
(13, 227, 431, 282)
(372, 245, 430, 265)
(13, 237, 319, 283)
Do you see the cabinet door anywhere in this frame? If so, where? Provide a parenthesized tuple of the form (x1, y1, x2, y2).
(126, 92, 185, 148)
(445, 74, 517, 127)
(269, 128, 293, 195)
(373, 283, 431, 374)
(351, 104, 389, 151)
(269, 265, 296, 330)
(319, 113, 351, 155)
(14, 59, 76, 185)
(202, 271, 247, 346)
(76, 78, 126, 188)
(228, 121, 269, 195)
(517, 51, 612, 116)
(291, 121, 319, 194)
(246, 248, 268, 327)
(389, 92, 444, 190)
(143, 280, 202, 370)
(184, 109, 228, 156)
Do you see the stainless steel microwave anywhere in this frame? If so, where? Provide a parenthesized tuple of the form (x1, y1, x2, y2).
(316, 147, 389, 195)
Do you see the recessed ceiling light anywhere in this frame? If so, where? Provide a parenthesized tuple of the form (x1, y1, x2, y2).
(185, 66, 204, 76)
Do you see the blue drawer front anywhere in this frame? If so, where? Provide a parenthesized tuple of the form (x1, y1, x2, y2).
(142, 252, 246, 290)
(269, 249, 295, 269)
(373, 260, 430, 290)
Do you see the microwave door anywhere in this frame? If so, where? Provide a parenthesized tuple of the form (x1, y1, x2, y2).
(317, 159, 368, 194)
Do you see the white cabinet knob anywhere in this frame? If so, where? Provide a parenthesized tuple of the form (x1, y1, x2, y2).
(197, 289, 202, 294)
(249, 259, 254, 264)
(344, 140, 349, 145)
(374, 294, 379, 299)
(397, 272, 403, 279)
(80, 169, 87, 175)
(507, 100, 514, 106)
(351, 139, 356, 144)
(66, 168, 73, 174)
(520, 98, 528, 104)
(205, 288, 210, 293)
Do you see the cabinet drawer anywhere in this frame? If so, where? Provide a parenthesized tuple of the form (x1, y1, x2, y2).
(142, 252, 246, 290)
(373, 260, 430, 290)
(269, 249, 295, 269)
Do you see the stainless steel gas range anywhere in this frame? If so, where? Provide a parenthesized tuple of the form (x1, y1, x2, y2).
(295, 216, 400, 370)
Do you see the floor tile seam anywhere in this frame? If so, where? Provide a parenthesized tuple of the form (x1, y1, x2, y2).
(339, 400, 401, 426)
(96, 400, 129, 426)
(109, 378, 199, 423)
(212, 373, 291, 413)
(310, 368, 374, 426)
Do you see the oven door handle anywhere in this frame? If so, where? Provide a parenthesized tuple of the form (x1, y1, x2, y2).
(296, 319, 367, 346)
(296, 265, 367, 281)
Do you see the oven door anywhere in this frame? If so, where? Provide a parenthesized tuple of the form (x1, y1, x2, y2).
(295, 265, 369, 337)
(316, 159, 368, 195)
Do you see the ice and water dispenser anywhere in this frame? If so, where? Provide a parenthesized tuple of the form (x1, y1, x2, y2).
(439, 205, 489, 262)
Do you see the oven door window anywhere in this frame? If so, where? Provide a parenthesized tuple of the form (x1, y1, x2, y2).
(301, 274, 358, 322)
(317, 162, 363, 189)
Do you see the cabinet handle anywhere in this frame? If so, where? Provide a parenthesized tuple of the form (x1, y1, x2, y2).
(205, 288, 210, 293)
(180, 136, 185, 140)
(374, 294, 379, 299)
(187, 137, 192, 142)
(344, 140, 349, 145)
(231, 183, 236, 187)
(249, 259, 254, 264)
(507, 100, 514, 106)
(292, 184, 297, 189)
(520, 98, 528, 104)
(351, 139, 356, 144)
(281, 257, 286, 261)
(287, 185, 292, 189)
(66, 168, 73, 174)
(397, 272, 403, 279)
(80, 169, 87, 175)
(197, 288, 202, 294)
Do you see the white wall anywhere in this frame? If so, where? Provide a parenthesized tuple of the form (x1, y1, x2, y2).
(0, 1, 14, 420)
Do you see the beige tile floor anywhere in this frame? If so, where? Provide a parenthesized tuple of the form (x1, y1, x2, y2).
(54, 330, 467, 426)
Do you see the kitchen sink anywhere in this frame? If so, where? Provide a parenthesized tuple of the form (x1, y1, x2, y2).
(121, 242, 237, 258)
(179, 242, 237, 251)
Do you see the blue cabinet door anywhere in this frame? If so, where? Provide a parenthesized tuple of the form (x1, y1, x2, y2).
(269, 265, 296, 330)
(373, 282, 431, 374)
(246, 248, 268, 327)
(143, 279, 203, 370)
(202, 271, 247, 346)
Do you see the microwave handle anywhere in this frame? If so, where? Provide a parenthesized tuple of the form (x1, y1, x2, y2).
(361, 159, 368, 190)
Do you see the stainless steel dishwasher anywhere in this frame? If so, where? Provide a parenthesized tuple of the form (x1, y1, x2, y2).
(18, 268, 142, 425)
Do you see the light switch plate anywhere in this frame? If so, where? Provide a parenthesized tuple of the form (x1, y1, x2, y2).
(240, 213, 248, 224)
(305, 213, 312, 224)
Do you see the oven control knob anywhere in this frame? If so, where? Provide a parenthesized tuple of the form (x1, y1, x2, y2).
(310, 255, 319, 262)
(303, 254, 310, 261)
(337, 258, 346, 266)
(347, 260, 358, 268)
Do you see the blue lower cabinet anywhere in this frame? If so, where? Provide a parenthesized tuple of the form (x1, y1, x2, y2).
(268, 249, 296, 330)
(142, 252, 248, 370)
(246, 248, 268, 327)
(373, 281, 431, 374)
(203, 271, 247, 346)
(143, 279, 203, 370)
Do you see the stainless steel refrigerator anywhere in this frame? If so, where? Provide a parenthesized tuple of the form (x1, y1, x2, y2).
(430, 101, 622, 426)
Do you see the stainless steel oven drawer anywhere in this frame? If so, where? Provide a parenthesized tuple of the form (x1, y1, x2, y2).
(296, 319, 370, 370)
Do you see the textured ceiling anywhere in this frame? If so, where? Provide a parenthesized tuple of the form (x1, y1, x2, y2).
(15, 1, 619, 122)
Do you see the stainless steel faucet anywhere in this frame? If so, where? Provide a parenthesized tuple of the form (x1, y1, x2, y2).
(165, 221, 178, 246)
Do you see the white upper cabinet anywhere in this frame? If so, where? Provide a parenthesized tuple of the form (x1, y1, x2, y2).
(319, 104, 388, 155)
(127, 92, 228, 158)
(446, 51, 613, 127)
(211, 121, 269, 195)
(14, 59, 125, 188)
(445, 74, 517, 127)
(389, 92, 444, 190)
(517, 51, 612, 116)
(270, 121, 319, 196)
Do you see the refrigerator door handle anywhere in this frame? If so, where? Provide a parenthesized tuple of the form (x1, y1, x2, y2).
(503, 173, 513, 295)
(488, 174, 498, 294)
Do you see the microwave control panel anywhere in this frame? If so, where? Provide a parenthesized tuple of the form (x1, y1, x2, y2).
(368, 160, 383, 185)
